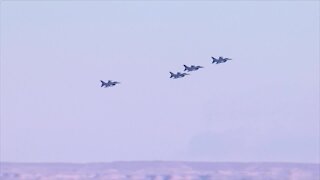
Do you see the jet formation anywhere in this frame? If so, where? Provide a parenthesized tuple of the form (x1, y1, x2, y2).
(169, 56, 232, 79)
(100, 56, 232, 86)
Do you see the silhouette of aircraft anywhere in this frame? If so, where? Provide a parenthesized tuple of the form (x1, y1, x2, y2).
(169, 72, 189, 79)
(100, 80, 120, 88)
(183, 65, 204, 72)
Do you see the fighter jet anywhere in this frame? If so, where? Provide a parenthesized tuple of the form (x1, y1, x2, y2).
(183, 65, 204, 72)
(100, 80, 120, 88)
(170, 72, 189, 79)
(212, 56, 232, 64)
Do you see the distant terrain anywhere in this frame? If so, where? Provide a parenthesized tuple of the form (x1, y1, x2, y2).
(0, 162, 319, 180)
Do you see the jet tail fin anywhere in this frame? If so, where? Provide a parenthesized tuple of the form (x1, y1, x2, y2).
(100, 80, 106, 87)
(211, 57, 217, 63)
(183, 65, 188, 71)
(169, 72, 174, 78)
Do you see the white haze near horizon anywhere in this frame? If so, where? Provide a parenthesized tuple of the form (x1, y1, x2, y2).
(0, 1, 319, 163)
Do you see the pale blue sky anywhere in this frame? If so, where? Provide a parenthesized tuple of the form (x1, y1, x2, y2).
(0, 1, 319, 163)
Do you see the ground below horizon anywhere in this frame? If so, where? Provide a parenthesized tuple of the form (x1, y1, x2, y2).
(0, 161, 319, 180)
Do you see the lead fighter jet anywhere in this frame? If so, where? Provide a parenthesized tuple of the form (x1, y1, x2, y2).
(100, 80, 120, 88)
(183, 65, 204, 72)
(169, 72, 189, 79)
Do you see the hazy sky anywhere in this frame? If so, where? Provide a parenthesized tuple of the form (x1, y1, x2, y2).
(1, 1, 319, 163)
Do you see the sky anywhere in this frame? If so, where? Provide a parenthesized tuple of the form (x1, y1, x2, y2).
(0, 1, 319, 163)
